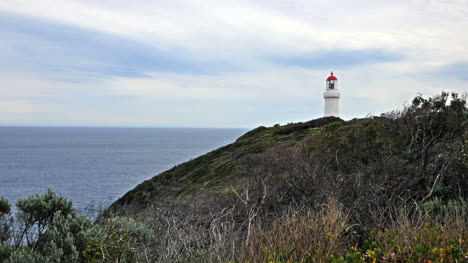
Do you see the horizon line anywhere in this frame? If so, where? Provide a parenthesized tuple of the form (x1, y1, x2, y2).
(0, 124, 250, 129)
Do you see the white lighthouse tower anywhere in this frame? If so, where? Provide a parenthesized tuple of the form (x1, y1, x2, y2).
(323, 72, 340, 117)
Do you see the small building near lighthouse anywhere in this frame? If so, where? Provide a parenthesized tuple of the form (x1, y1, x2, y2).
(323, 72, 340, 117)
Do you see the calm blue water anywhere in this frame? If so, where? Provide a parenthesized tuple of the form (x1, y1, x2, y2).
(0, 127, 246, 212)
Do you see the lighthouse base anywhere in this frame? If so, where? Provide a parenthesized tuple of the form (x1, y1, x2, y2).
(324, 97, 339, 117)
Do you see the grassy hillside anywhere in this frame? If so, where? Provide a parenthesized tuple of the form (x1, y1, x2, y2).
(1, 92, 466, 262)
(110, 92, 466, 217)
(109, 116, 342, 212)
(102, 92, 467, 262)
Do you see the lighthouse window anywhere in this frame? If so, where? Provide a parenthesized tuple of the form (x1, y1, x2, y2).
(329, 81, 335, 89)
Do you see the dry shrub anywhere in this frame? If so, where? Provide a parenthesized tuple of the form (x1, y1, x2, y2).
(136, 201, 243, 263)
(106, 198, 467, 262)
(371, 204, 468, 261)
(237, 199, 352, 263)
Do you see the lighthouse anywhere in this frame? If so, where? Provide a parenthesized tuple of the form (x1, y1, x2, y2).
(323, 72, 340, 117)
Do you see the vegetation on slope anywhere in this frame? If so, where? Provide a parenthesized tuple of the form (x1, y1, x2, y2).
(109, 116, 342, 212)
(0, 92, 466, 262)
(110, 92, 466, 218)
(105, 92, 467, 262)
(0, 191, 155, 262)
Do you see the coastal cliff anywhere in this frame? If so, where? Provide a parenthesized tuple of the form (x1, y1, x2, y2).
(109, 116, 342, 213)
(1, 93, 466, 262)
(101, 92, 467, 262)
(109, 93, 466, 219)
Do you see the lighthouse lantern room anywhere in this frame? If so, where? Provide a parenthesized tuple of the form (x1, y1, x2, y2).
(323, 72, 340, 117)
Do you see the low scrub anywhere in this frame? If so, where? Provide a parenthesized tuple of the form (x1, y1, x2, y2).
(1, 92, 466, 262)
(0, 191, 156, 262)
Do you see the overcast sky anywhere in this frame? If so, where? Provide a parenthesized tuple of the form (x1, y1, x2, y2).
(0, 0, 467, 128)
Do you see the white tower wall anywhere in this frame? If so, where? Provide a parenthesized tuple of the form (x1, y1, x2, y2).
(323, 90, 340, 117)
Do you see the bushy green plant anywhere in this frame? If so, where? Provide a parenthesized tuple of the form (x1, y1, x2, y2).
(0, 197, 13, 245)
(3, 248, 48, 263)
(14, 190, 78, 250)
(0, 191, 158, 263)
(0, 190, 97, 263)
(83, 216, 155, 263)
(16, 189, 74, 238)
(0, 197, 11, 217)
(0, 243, 13, 260)
(0, 218, 13, 246)
(38, 212, 93, 263)
(422, 197, 468, 216)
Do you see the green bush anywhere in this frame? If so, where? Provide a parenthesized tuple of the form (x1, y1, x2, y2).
(0, 197, 13, 244)
(83, 216, 155, 263)
(422, 198, 468, 216)
(4, 249, 48, 263)
(0, 197, 10, 217)
(38, 212, 93, 263)
(0, 190, 95, 263)
(0, 243, 13, 260)
(0, 191, 157, 263)
(16, 189, 74, 231)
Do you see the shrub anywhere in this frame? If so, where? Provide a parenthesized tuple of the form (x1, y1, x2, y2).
(0, 190, 95, 263)
(16, 189, 74, 229)
(83, 216, 155, 262)
(237, 199, 352, 263)
(38, 212, 93, 263)
(0, 197, 10, 217)
(0, 197, 13, 245)
(4, 249, 48, 263)
(422, 197, 468, 217)
(0, 243, 13, 260)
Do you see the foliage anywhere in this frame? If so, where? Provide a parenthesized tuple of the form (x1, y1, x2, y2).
(0, 191, 156, 263)
(83, 216, 155, 263)
(235, 199, 352, 263)
(38, 213, 93, 263)
(272, 116, 342, 136)
(3, 248, 49, 263)
(0, 197, 13, 245)
(0, 243, 13, 260)
(422, 197, 468, 217)
(103, 92, 466, 262)
(0, 197, 11, 217)
(222, 200, 467, 263)
(15, 189, 75, 248)
(328, 209, 467, 263)
(109, 116, 342, 213)
(0, 190, 90, 262)
(1, 92, 466, 262)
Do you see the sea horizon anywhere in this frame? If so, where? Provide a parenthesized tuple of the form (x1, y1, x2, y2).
(0, 126, 247, 213)
(0, 124, 250, 129)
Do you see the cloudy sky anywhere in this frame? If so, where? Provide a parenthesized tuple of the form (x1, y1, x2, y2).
(0, 0, 467, 128)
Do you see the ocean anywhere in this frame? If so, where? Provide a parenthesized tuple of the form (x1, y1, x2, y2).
(0, 127, 246, 213)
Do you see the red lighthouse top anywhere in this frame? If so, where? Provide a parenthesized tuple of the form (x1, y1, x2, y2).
(326, 72, 337, 81)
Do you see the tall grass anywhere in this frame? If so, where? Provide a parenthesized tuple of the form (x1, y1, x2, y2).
(112, 198, 466, 262)
(237, 199, 351, 262)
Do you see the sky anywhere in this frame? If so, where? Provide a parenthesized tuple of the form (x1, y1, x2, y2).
(0, 0, 467, 128)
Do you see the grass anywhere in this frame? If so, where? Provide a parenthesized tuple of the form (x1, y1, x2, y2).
(109, 117, 343, 213)
(230, 201, 467, 263)
(103, 92, 466, 262)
